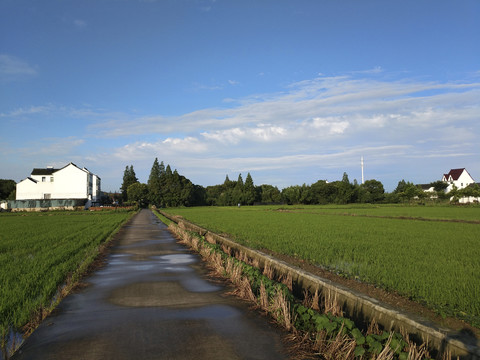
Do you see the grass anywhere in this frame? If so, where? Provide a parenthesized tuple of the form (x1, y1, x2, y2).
(162, 204, 480, 327)
(0, 210, 135, 336)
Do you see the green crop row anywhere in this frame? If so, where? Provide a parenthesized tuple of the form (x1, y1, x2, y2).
(162, 205, 480, 327)
(0, 210, 135, 334)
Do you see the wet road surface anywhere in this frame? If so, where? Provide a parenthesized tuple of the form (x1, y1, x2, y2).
(13, 209, 288, 359)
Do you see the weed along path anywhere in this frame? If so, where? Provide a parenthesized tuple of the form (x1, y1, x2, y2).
(12, 209, 288, 360)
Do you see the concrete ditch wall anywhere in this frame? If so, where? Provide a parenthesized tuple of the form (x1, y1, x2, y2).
(160, 211, 480, 359)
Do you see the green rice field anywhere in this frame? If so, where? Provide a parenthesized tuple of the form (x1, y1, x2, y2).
(162, 204, 480, 327)
(0, 210, 135, 333)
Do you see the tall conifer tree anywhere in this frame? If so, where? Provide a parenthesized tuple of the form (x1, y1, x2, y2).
(148, 158, 163, 206)
(121, 165, 138, 202)
(243, 172, 256, 205)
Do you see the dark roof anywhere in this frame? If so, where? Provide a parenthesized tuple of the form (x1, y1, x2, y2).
(31, 168, 57, 176)
(443, 168, 465, 181)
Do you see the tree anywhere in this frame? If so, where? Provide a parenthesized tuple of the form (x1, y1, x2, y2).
(334, 172, 354, 204)
(120, 165, 138, 202)
(400, 182, 422, 202)
(394, 180, 409, 194)
(310, 180, 337, 204)
(358, 179, 385, 203)
(127, 183, 149, 207)
(258, 184, 282, 203)
(232, 174, 244, 205)
(282, 185, 302, 205)
(243, 173, 256, 205)
(0, 179, 16, 200)
(148, 158, 163, 206)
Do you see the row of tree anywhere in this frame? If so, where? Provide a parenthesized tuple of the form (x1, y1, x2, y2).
(118, 159, 480, 208)
(0, 179, 16, 201)
(120, 159, 205, 207)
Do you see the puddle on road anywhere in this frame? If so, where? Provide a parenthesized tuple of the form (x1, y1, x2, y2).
(117, 238, 174, 249)
(153, 253, 197, 265)
(108, 281, 225, 308)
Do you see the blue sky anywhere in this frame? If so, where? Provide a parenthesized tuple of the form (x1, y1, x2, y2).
(1, 0, 479, 192)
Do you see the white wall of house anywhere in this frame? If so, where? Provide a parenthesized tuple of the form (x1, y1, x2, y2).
(444, 170, 475, 192)
(16, 178, 43, 200)
(52, 164, 89, 199)
(458, 196, 480, 204)
(16, 163, 101, 202)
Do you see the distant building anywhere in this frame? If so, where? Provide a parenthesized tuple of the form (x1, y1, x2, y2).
(441, 168, 475, 192)
(418, 168, 479, 203)
(15, 162, 101, 209)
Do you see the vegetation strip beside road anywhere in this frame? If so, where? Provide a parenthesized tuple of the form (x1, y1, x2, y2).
(161, 205, 480, 330)
(0, 209, 137, 356)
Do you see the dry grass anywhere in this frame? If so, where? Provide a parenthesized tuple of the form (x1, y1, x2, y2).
(221, 244, 232, 256)
(258, 281, 270, 311)
(228, 276, 256, 303)
(302, 289, 321, 312)
(272, 289, 294, 331)
(399, 328, 433, 360)
(313, 324, 356, 360)
(322, 289, 343, 317)
(368, 318, 381, 336)
(280, 273, 293, 292)
(263, 263, 275, 280)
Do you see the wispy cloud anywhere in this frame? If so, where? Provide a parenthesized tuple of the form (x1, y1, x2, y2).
(93, 74, 480, 143)
(5, 71, 479, 189)
(73, 19, 87, 28)
(18, 137, 85, 157)
(94, 72, 479, 187)
(0, 54, 37, 81)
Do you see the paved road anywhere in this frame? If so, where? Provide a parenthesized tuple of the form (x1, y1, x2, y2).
(13, 209, 288, 360)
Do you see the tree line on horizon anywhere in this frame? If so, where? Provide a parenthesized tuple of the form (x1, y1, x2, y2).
(114, 158, 480, 208)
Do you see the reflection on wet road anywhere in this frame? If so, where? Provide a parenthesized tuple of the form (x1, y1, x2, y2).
(12, 209, 288, 360)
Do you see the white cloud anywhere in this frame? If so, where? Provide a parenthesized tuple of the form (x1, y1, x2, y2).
(5, 71, 479, 190)
(0, 54, 37, 80)
(111, 136, 209, 162)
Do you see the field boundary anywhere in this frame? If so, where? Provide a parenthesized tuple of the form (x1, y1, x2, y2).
(159, 210, 480, 359)
(276, 209, 480, 224)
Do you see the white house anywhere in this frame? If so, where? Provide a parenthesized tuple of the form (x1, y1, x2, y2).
(441, 168, 475, 192)
(16, 163, 101, 206)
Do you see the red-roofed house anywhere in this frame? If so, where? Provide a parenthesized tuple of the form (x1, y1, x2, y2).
(441, 168, 475, 192)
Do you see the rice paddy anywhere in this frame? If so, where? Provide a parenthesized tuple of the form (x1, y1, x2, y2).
(0, 210, 135, 335)
(162, 204, 480, 327)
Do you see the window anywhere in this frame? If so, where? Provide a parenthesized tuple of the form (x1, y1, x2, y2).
(50, 177, 54, 182)
(42, 177, 46, 182)
(44, 194, 51, 199)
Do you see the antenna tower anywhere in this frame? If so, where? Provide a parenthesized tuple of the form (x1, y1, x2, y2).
(361, 156, 364, 184)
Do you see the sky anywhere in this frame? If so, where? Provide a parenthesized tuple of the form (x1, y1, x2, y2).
(1, 0, 479, 193)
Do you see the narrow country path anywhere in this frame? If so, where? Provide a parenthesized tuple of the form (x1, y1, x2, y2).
(12, 209, 288, 360)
